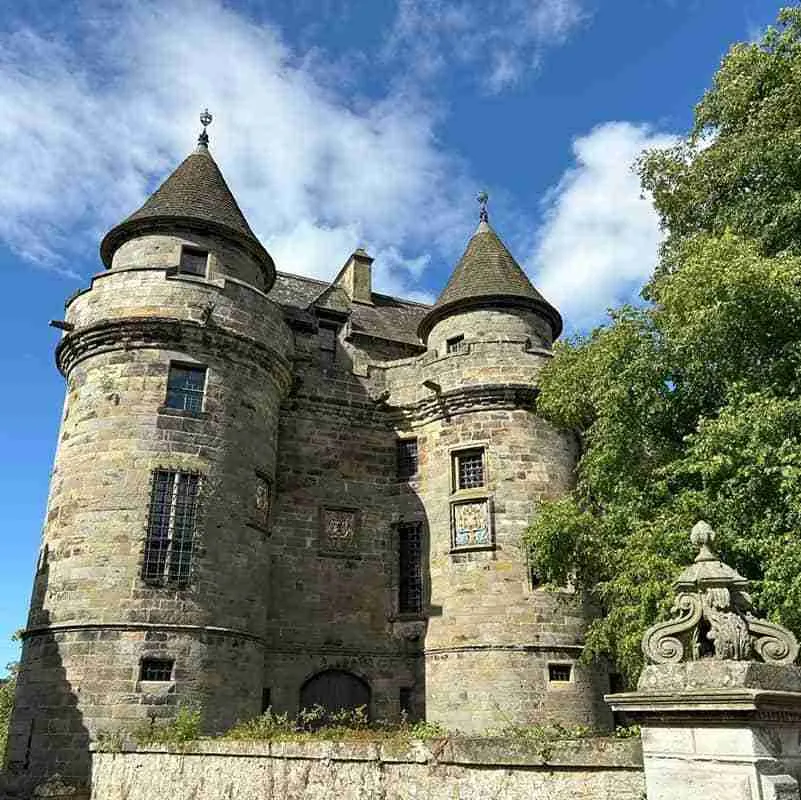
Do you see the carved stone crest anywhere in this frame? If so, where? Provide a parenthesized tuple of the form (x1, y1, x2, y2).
(451, 499, 491, 548)
(642, 521, 799, 666)
(320, 507, 359, 555)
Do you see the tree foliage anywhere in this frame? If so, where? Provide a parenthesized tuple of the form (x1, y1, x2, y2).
(526, 8, 801, 682)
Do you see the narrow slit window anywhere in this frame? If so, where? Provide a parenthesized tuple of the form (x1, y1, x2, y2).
(453, 448, 485, 490)
(319, 325, 337, 368)
(179, 246, 208, 277)
(397, 439, 418, 480)
(261, 688, 272, 713)
(140, 658, 174, 682)
(166, 364, 206, 414)
(548, 663, 572, 683)
(446, 335, 464, 354)
(143, 470, 201, 586)
(399, 687, 413, 715)
(398, 521, 423, 614)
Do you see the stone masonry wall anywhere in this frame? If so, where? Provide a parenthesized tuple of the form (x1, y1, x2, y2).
(372, 306, 610, 733)
(91, 738, 645, 800)
(7, 257, 291, 793)
(263, 322, 422, 721)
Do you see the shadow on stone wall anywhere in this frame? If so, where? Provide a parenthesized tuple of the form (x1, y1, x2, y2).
(3, 544, 91, 798)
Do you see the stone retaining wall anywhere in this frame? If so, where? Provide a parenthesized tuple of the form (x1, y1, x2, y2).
(91, 737, 644, 800)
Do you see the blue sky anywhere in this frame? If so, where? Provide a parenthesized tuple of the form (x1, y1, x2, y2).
(0, 0, 789, 671)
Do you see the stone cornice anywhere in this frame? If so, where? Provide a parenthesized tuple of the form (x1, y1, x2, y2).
(284, 383, 540, 426)
(22, 621, 265, 645)
(387, 383, 539, 425)
(605, 688, 801, 725)
(55, 315, 292, 384)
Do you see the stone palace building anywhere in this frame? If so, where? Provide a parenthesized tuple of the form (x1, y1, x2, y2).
(6, 115, 612, 793)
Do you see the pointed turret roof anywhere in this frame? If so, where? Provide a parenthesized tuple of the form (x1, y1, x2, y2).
(100, 114, 275, 288)
(417, 200, 562, 342)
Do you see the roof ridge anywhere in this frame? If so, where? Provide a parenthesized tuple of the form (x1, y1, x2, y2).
(274, 270, 432, 308)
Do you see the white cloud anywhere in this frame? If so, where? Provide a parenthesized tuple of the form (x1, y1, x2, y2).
(0, 0, 471, 299)
(385, 0, 586, 93)
(531, 122, 678, 332)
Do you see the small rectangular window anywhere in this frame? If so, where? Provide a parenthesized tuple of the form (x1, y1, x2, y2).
(166, 363, 206, 414)
(319, 325, 337, 368)
(397, 439, 418, 480)
(179, 246, 208, 277)
(548, 663, 572, 683)
(143, 470, 201, 586)
(527, 559, 542, 589)
(140, 658, 174, 682)
(453, 448, 485, 490)
(398, 521, 423, 614)
(399, 687, 413, 715)
(446, 335, 464, 354)
(261, 688, 272, 713)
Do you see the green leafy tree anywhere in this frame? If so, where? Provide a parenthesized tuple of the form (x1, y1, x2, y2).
(526, 8, 801, 682)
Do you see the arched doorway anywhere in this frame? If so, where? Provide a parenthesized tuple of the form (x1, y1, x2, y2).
(299, 669, 370, 720)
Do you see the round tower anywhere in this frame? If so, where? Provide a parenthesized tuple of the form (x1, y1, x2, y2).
(7, 114, 292, 793)
(414, 197, 611, 733)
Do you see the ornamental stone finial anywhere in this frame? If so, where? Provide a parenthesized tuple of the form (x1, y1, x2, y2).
(198, 108, 213, 149)
(641, 520, 799, 666)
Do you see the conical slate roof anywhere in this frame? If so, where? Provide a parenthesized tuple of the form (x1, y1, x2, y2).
(417, 218, 562, 341)
(100, 142, 275, 287)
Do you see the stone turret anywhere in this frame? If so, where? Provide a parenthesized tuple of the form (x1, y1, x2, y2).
(376, 196, 611, 733)
(6, 113, 292, 796)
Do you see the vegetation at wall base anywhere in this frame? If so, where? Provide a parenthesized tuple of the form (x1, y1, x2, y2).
(99, 705, 626, 749)
(525, 7, 801, 683)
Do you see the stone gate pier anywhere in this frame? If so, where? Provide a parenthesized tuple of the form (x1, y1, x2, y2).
(607, 521, 801, 800)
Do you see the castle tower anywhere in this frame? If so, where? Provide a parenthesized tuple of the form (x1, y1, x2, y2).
(6, 114, 292, 794)
(405, 197, 610, 732)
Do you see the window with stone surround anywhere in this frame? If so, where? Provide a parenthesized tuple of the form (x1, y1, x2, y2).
(548, 663, 573, 683)
(165, 363, 206, 414)
(397, 438, 418, 480)
(142, 469, 201, 586)
(446, 335, 464, 354)
(452, 448, 485, 491)
(319, 324, 337, 368)
(139, 658, 174, 682)
(398, 521, 423, 614)
(179, 246, 209, 277)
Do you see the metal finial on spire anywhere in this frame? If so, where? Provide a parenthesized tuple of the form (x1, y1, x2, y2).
(477, 191, 489, 223)
(198, 108, 213, 148)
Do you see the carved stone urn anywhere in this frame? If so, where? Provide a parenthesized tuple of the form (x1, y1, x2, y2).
(607, 521, 801, 800)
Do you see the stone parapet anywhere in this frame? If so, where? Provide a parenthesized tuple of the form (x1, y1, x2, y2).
(90, 737, 644, 800)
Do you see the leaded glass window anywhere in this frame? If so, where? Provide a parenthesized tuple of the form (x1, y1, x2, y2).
(319, 324, 337, 368)
(179, 246, 208, 277)
(453, 448, 484, 490)
(446, 335, 464, 354)
(143, 470, 200, 586)
(548, 663, 572, 682)
(397, 439, 418, 480)
(140, 658, 174, 682)
(398, 521, 423, 614)
(166, 364, 206, 414)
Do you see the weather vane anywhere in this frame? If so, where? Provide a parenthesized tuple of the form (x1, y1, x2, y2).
(198, 108, 213, 148)
(477, 190, 489, 223)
